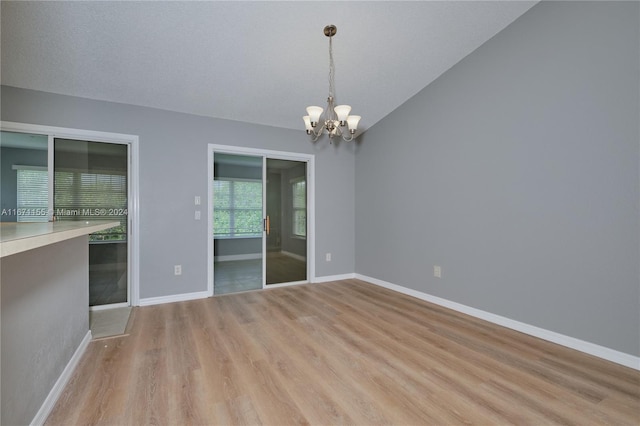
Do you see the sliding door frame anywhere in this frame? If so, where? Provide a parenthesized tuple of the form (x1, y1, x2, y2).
(208, 144, 315, 296)
(1, 121, 141, 306)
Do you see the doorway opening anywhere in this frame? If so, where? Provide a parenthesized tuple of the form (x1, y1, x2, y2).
(208, 145, 314, 296)
(1, 122, 140, 335)
(265, 158, 307, 285)
(54, 138, 129, 307)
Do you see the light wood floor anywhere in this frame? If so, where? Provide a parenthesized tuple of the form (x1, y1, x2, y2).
(46, 279, 639, 425)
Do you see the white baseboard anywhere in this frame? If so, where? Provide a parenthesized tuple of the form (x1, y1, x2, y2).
(215, 252, 307, 263)
(355, 274, 640, 371)
(262, 280, 309, 289)
(313, 273, 356, 283)
(90, 302, 129, 312)
(214, 253, 261, 262)
(31, 330, 92, 426)
(281, 251, 306, 262)
(138, 290, 211, 306)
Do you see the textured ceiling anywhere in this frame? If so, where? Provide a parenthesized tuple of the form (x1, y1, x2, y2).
(1, 1, 537, 134)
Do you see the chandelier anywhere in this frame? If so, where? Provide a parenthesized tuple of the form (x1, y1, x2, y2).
(303, 25, 361, 142)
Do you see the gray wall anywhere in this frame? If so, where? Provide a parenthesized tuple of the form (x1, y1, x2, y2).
(355, 1, 639, 356)
(1, 236, 90, 425)
(214, 238, 261, 258)
(1, 85, 356, 299)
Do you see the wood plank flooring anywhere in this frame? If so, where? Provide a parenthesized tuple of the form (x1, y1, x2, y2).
(46, 279, 640, 425)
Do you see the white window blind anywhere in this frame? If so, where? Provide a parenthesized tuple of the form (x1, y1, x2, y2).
(54, 170, 128, 241)
(15, 166, 49, 222)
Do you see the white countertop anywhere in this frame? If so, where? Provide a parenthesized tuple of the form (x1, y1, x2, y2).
(0, 221, 120, 258)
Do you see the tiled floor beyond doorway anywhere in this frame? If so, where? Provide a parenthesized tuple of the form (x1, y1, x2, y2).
(214, 252, 306, 295)
(90, 307, 132, 339)
(214, 259, 262, 295)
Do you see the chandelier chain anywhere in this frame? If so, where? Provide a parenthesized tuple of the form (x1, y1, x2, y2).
(328, 34, 335, 99)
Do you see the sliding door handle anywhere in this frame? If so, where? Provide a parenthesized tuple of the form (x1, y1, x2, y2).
(264, 216, 270, 235)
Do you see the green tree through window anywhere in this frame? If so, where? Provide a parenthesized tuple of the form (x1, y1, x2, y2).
(213, 179, 262, 238)
(292, 178, 306, 237)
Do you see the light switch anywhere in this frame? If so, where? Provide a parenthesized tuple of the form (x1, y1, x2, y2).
(434, 265, 442, 278)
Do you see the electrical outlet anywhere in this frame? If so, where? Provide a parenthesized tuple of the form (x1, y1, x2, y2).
(174, 265, 182, 276)
(326, 253, 332, 262)
(195, 210, 201, 220)
(434, 265, 442, 278)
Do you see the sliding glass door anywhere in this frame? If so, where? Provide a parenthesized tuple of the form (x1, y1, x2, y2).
(212, 153, 264, 295)
(265, 159, 307, 285)
(54, 139, 129, 307)
(210, 148, 311, 295)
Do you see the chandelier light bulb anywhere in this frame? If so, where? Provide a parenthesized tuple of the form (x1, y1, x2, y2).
(346, 115, 361, 133)
(303, 116, 313, 133)
(334, 105, 352, 125)
(306, 106, 324, 126)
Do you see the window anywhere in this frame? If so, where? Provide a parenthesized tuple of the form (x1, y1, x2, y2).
(14, 167, 127, 241)
(54, 170, 128, 241)
(213, 178, 262, 238)
(15, 166, 49, 222)
(291, 177, 306, 237)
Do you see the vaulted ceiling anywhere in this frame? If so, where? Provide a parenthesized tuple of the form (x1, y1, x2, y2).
(1, 1, 537, 134)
